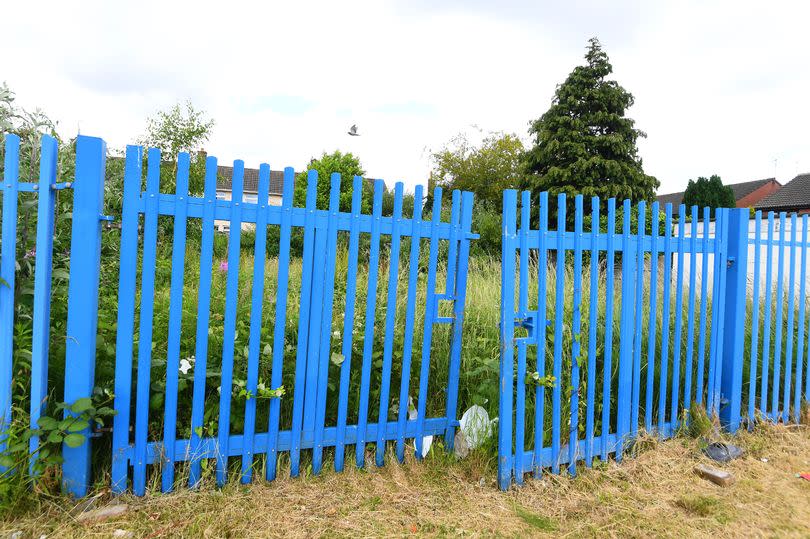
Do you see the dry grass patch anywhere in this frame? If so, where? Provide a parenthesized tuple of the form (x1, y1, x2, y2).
(2, 424, 809, 538)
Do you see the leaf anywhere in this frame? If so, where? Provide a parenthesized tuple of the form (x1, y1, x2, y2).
(96, 406, 116, 416)
(330, 352, 345, 366)
(47, 430, 64, 444)
(71, 397, 93, 414)
(63, 433, 86, 448)
(0, 455, 15, 468)
(8, 442, 28, 453)
(194, 427, 204, 438)
(37, 416, 58, 430)
(0, 277, 9, 289)
(67, 419, 90, 432)
(150, 393, 164, 411)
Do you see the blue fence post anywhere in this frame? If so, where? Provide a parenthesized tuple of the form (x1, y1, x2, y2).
(498, 190, 518, 490)
(719, 208, 749, 432)
(0, 134, 21, 468)
(62, 135, 107, 497)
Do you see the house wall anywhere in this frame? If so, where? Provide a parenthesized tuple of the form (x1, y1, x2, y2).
(674, 218, 810, 297)
(214, 191, 283, 232)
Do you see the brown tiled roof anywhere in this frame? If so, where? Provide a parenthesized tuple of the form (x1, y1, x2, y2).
(755, 173, 810, 211)
(655, 191, 684, 208)
(656, 177, 779, 208)
(728, 178, 776, 201)
(216, 165, 286, 195)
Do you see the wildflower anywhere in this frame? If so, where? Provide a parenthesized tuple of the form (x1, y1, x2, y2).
(179, 356, 195, 375)
(219, 260, 228, 272)
(24, 248, 36, 259)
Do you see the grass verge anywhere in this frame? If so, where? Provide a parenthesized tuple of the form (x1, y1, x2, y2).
(2, 423, 809, 538)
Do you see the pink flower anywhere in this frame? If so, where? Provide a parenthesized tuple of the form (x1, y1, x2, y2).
(219, 260, 228, 272)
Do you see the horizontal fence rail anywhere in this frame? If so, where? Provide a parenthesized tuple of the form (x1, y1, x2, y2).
(497, 190, 763, 490)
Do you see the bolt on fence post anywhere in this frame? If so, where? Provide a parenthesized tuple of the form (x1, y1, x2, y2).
(62, 135, 107, 497)
(719, 207, 749, 432)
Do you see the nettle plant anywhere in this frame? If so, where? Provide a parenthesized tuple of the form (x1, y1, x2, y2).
(0, 388, 116, 496)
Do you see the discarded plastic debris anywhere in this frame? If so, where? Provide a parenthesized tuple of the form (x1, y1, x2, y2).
(407, 396, 433, 458)
(695, 464, 735, 487)
(797, 473, 810, 482)
(459, 405, 495, 449)
(703, 442, 743, 463)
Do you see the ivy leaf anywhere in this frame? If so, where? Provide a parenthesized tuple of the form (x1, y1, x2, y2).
(71, 397, 93, 414)
(63, 433, 86, 448)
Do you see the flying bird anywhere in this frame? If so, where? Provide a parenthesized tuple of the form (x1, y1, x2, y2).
(347, 124, 360, 136)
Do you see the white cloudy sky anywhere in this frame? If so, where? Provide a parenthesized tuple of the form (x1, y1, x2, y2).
(3, 0, 809, 195)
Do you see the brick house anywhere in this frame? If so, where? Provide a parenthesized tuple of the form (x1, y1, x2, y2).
(656, 177, 782, 209)
(755, 173, 810, 214)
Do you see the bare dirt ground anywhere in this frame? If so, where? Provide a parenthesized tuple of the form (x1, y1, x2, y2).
(3, 423, 809, 538)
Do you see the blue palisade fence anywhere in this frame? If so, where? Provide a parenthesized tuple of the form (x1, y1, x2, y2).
(496, 188, 810, 490)
(2, 134, 810, 497)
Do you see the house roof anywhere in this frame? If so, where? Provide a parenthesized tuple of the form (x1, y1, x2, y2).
(728, 177, 777, 201)
(216, 165, 287, 195)
(656, 191, 684, 207)
(755, 173, 810, 211)
(656, 177, 778, 208)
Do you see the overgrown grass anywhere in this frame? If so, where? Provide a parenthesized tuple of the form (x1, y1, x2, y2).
(2, 423, 808, 537)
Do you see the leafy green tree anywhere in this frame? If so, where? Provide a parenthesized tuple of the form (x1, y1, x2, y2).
(522, 38, 658, 208)
(293, 150, 373, 214)
(430, 130, 525, 209)
(139, 100, 214, 158)
(682, 175, 735, 209)
(138, 100, 214, 196)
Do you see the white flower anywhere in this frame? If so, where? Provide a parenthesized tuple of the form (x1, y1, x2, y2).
(179, 358, 193, 375)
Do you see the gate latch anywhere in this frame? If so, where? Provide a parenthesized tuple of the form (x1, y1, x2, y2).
(515, 310, 540, 344)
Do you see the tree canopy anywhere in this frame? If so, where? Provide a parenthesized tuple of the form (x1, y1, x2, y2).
(138, 100, 214, 158)
(522, 38, 658, 206)
(137, 100, 215, 196)
(294, 150, 373, 214)
(682, 175, 736, 209)
(430, 130, 525, 209)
